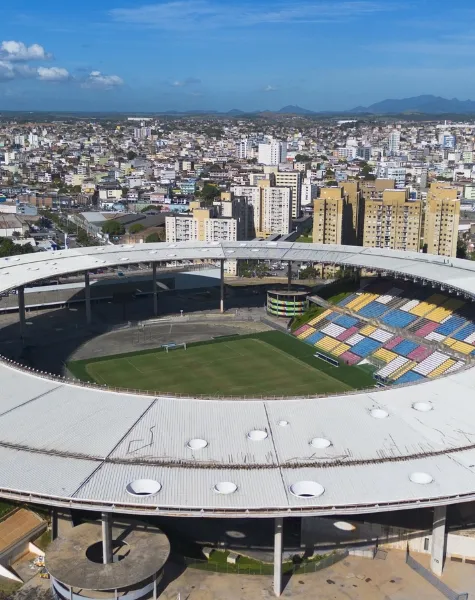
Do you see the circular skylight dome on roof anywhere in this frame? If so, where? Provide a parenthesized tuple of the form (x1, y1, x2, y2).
(290, 481, 325, 498)
(239, 243, 247, 247)
(120, 257, 129, 261)
(214, 482, 237, 495)
(413, 402, 433, 412)
(310, 437, 332, 449)
(278, 420, 289, 427)
(149, 250, 157, 254)
(247, 430, 268, 441)
(169, 244, 177, 247)
(409, 472, 433, 485)
(168, 253, 176, 257)
(126, 479, 161, 497)
(370, 408, 389, 419)
(226, 250, 235, 254)
(187, 438, 208, 450)
(334, 521, 356, 531)
(201, 249, 209, 252)
(267, 242, 278, 246)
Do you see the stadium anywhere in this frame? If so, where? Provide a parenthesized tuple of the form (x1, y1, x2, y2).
(2, 240, 475, 598)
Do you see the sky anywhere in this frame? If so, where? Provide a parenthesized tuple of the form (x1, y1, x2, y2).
(0, 0, 474, 112)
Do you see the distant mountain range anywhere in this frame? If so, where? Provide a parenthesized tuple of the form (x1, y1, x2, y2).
(153, 96, 475, 116)
(349, 95, 475, 115)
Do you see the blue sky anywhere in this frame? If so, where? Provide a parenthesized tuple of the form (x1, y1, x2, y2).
(0, 0, 473, 112)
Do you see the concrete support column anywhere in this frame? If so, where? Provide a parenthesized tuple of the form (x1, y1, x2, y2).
(84, 271, 92, 325)
(287, 262, 292, 291)
(18, 285, 26, 341)
(274, 517, 283, 597)
(102, 512, 113, 565)
(69, 586, 73, 600)
(220, 259, 225, 314)
(152, 262, 158, 316)
(51, 508, 58, 541)
(153, 571, 158, 599)
(431, 506, 447, 576)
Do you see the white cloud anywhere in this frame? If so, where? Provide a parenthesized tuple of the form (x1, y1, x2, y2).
(83, 71, 124, 89)
(170, 77, 201, 87)
(110, 1, 397, 30)
(0, 40, 50, 61)
(37, 66, 70, 81)
(263, 85, 278, 92)
(0, 61, 15, 80)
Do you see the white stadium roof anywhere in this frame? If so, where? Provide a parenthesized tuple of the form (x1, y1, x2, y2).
(0, 241, 475, 517)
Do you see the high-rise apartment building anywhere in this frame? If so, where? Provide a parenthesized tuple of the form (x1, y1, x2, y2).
(363, 189, 421, 252)
(258, 140, 287, 166)
(312, 188, 344, 245)
(388, 130, 401, 154)
(165, 207, 239, 274)
(360, 179, 396, 202)
(340, 181, 363, 245)
(261, 187, 292, 236)
(230, 185, 262, 235)
(236, 139, 250, 159)
(423, 182, 460, 257)
(275, 171, 301, 218)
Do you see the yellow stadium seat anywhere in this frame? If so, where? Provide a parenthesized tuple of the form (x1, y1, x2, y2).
(360, 324, 377, 336)
(373, 348, 397, 363)
(443, 338, 456, 347)
(428, 359, 456, 378)
(332, 343, 350, 357)
(391, 361, 416, 381)
(298, 327, 316, 340)
(316, 336, 341, 352)
(452, 341, 474, 355)
(308, 309, 331, 326)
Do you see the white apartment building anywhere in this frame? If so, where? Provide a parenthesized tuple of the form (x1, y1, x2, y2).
(378, 164, 406, 189)
(165, 214, 237, 274)
(262, 187, 292, 236)
(301, 182, 318, 207)
(230, 185, 262, 235)
(388, 130, 401, 154)
(236, 139, 250, 159)
(258, 139, 287, 166)
(275, 171, 301, 218)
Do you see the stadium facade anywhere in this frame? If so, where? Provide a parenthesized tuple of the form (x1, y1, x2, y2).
(1, 241, 475, 595)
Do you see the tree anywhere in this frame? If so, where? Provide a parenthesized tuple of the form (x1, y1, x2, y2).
(457, 239, 468, 259)
(127, 150, 137, 161)
(299, 266, 318, 279)
(102, 221, 125, 236)
(141, 205, 161, 213)
(145, 231, 165, 243)
(0, 239, 35, 258)
(295, 154, 312, 162)
(199, 183, 221, 205)
(129, 223, 145, 234)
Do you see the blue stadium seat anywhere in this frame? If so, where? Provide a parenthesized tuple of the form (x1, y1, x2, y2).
(334, 315, 359, 328)
(396, 370, 425, 384)
(381, 310, 417, 328)
(358, 301, 389, 318)
(435, 315, 467, 336)
(338, 294, 357, 307)
(306, 331, 325, 346)
(351, 337, 382, 357)
(453, 323, 475, 341)
(393, 340, 419, 357)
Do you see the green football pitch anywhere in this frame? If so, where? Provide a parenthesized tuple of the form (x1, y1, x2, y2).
(68, 331, 375, 397)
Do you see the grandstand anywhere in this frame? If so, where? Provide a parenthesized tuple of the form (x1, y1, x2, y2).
(294, 277, 475, 384)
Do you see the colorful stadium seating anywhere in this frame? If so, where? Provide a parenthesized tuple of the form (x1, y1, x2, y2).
(292, 278, 474, 386)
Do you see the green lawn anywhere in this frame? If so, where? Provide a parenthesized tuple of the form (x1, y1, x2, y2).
(68, 331, 375, 397)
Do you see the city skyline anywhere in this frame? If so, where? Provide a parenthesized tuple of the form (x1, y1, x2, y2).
(2, 0, 475, 111)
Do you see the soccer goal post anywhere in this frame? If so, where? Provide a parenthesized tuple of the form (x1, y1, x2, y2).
(162, 342, 187, 353)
